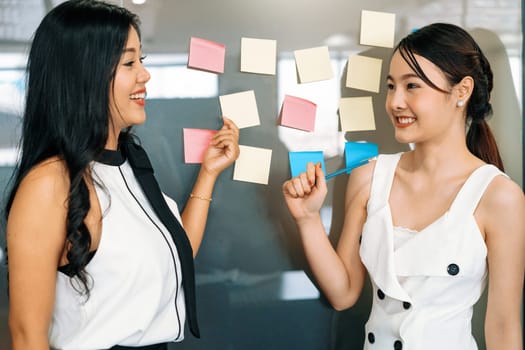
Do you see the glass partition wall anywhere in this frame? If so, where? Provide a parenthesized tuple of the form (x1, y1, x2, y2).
(0, 0, 522, 349)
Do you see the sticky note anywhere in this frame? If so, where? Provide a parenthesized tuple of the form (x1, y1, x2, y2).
(233, 145, 272, 185)
(219, 90, 260, 129)
(278, 95, 317, 132)
(344, 142, 378, 170)
(183, 128, 217, 164)
(325, 142, 378, 179)
(187, 37, 226, 74)
(241, 37, 277, 75)
(339, 96, 376, 132)
(288, 151, 326, 177)
(346, 55, 383, 93)
(360, 10, 396, 48)
(294, 46, 333, 83)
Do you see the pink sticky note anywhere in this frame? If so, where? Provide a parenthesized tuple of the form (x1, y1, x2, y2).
(278, 95, 317, 132)
(183, 128, 217, 163)
(187, 37, 226, 74)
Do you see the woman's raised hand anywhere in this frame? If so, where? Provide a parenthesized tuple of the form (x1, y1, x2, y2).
(282, 162, 327, 222)
(202, 117, 240, 176)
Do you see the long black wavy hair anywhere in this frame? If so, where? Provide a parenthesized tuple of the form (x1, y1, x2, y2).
(4, 0, 141, 295)
(395, 23, 504, 171)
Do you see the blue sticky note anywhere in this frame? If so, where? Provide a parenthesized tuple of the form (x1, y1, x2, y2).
(289, 151, 326, 177)
(344, 142, 378, 172)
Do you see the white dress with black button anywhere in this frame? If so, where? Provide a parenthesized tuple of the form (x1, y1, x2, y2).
(359, 153, 505, 350)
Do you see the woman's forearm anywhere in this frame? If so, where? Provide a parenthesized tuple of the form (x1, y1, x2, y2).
(181, 168, 218, 256)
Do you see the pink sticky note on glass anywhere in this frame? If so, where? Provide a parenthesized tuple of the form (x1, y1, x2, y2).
(278, 95, 317, 132)
(183, 128, 217, 163)
(187, 37, 226, 74)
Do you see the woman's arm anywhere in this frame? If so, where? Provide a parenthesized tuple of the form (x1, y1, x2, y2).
(282, 160, 373, 310)
(181, 117, 239, 256)
(7, 159, 69, 350)
(481, 176, 525, 350)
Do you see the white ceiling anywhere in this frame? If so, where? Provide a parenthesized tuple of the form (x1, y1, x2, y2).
(0, 0, 521, 56)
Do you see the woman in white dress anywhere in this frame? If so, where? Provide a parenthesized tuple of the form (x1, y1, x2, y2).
(5, 1, 239, 349)
(282, 23, 525, 350)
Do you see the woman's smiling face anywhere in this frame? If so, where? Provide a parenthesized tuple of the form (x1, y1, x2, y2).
(385, 50, 459, 145)
(108, 26, 150, 144)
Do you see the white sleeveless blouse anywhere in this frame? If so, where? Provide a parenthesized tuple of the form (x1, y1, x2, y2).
(360, 153, 505, 350)
(49, 150, 185, 349)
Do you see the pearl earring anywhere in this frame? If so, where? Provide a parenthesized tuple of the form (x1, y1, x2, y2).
(457, 100, 465, 107)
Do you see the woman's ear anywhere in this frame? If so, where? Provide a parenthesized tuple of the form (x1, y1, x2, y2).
(455, 76, 474, 106)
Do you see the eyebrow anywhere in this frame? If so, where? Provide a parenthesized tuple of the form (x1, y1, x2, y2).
(386, 73, 420, 81)
(122, 45, 143, 54)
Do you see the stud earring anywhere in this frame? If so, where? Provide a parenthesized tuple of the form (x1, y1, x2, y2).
(457, 100, 465, 107)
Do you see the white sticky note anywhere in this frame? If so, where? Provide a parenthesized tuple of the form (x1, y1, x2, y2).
(241, 37, 277, 75)
(219, 90, 260, 129)
(339, 97, 376, 132)
(294, 46, 333, 83)
(360, 10, 396, 48)
(233, 145, 273, 185)
(346, 55, 383, 93)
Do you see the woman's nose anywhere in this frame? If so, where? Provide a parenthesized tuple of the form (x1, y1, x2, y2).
(138, 66, 151, 83)
(386, 89, 406, 111)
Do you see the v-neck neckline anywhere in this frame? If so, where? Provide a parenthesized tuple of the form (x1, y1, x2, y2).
(386, 156, 489, 234)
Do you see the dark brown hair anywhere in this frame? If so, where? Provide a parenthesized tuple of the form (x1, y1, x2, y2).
(395, 23, 504, 171)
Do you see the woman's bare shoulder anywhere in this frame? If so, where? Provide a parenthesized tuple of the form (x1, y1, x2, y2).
(9, 157, 70, 219)
(7, 157, 70, 260)
(479, 173, 525, 237)
(19, 157, 69, 197)
(345, 158, 376, 205)
(483, 174, 524, 211)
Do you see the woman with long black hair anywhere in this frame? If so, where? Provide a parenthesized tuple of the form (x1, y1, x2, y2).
(5, 1, 239, 349)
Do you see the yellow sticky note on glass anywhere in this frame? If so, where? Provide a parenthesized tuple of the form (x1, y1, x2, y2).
(346, 55, 383, 93)
(241, 37, 277, 75)
(339, 97, 376, 132)
(219, 90, 260, 129)
(233, 145, 273, 185)
(360, 10, 396, 48)
(294, 46, 333, 83)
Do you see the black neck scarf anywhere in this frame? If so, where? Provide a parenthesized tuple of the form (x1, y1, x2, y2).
(122, 142, 200, 338)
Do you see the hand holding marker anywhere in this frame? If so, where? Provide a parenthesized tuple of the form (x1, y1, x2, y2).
(325, 158, 371, 180)
(289, 142, 378, 181)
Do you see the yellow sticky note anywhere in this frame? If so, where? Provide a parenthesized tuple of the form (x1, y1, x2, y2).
(346, 55, 383, 93)
(219, 90, 260, 129)
(339, 97, 376, 132)
(294, 46, 333, 83)
(233, 145, 273, 185)
(360, 10, 396, 48)
(241, 37, 277, 75)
